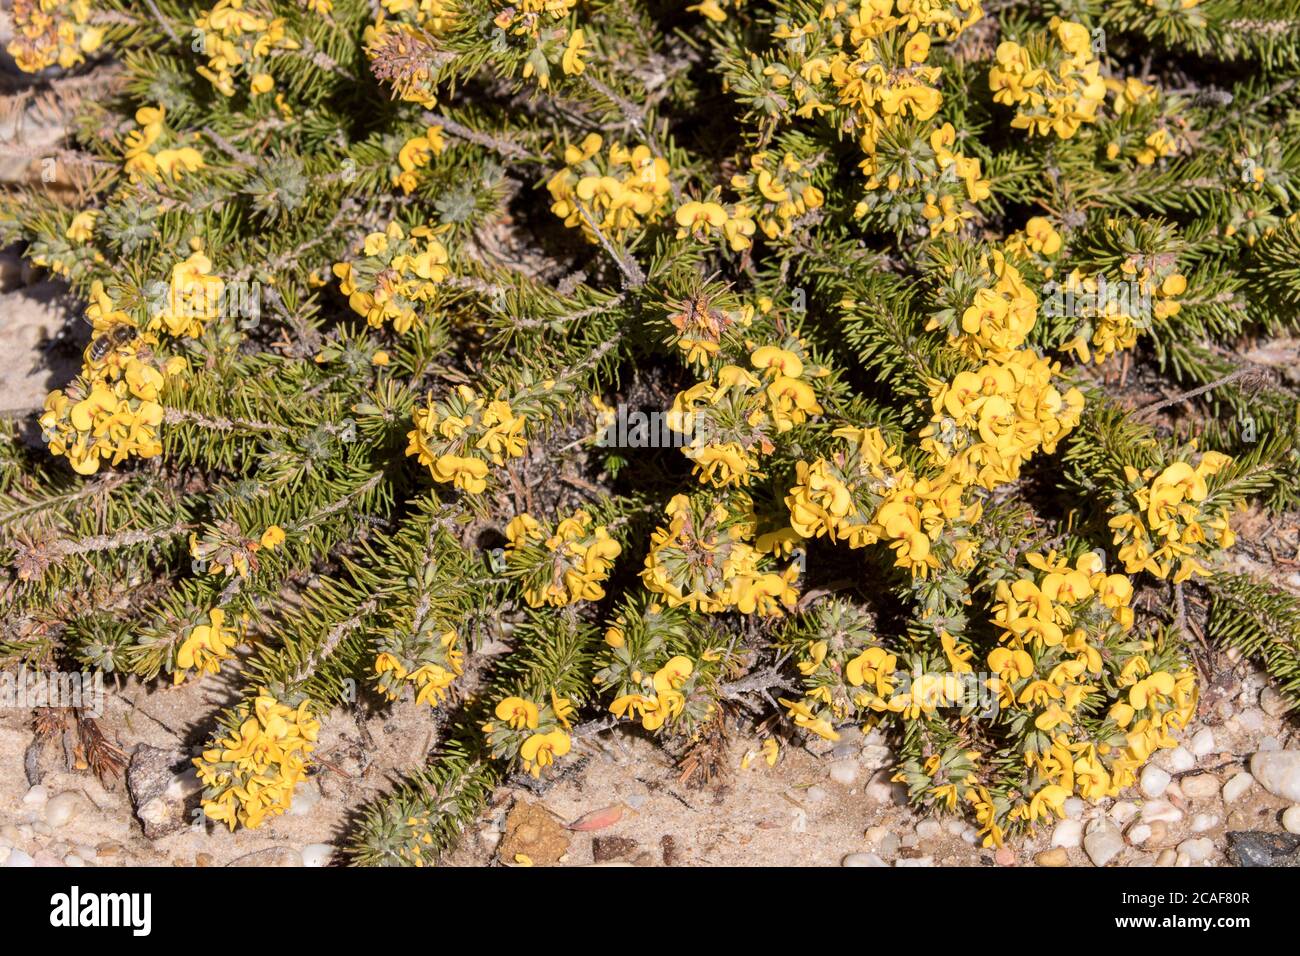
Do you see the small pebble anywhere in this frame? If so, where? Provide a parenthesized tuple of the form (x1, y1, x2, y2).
(1110, 801, 1139, 825)
(830, 740, 859, 761)
(21, 786, 48, 809)
(1180, 773, 1220, 801)
(1125, 823, 1152, 845)
(894, 856, 934, 867)
(915, 819, 942, 841)
(286, 780, 322, 817)
(3, 849, 35, 868)
(944, 819, 965, 836)
(1155, 849, 1177, 866)
(960, 827, 978, 846)
(44, 792, 88, 828)
(1259, 736, 1282, 753)
(1281, 806, 1300, 835)
(1036, 848, 1068, 867)
(994, 846, 1015, 866)
(900, 833, 919, 849)
(1166, 747, 1196, 772)
(1251, 750, 1300, 802)
(1189, 728, 1216, 759)
(1147, 820, 1168, 844)
(1238, 708, 1265, 732)
(864, 827, 900, 858)
(1051, 819, 1082, 849)
(302, 843, 335, 867)
(1190, 813, 1219, 833)
(859, 744, 892, 771)
(63, 854, 85, 867)
(1178, 837, 1214, 863)
(1140, 799, 1183, 824)
(1140, 764, 1170, 798)
(1083, 819, 1125, 867)
(95, 843, 123, 862)
(828, 760, 858, 786)
(1063, 797, 1085, 820)
(842, 852, 888, 867)
(1222, 772, 1254, 803)
(1260, 686, 1290, 718)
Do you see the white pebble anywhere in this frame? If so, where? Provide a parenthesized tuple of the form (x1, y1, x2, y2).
(1250, 750, 1300, 802)
(1190, 813, 1219, 833)
(915, 819, 942, 841)
(859, 744, 892, 771)
(1181, 773, 1220, 801)
(287, 780, 322, 817)
(944, 819, 966, 836)
(1259, 687, 1290, 718)
(1165, 747, 1196, 772)
(842, 852, 888, 867)
(1178, 837, 1214, 863)
(1238, 708, 1265, 732)
(1110, 801, 1139, 825)
(804, 785, 828, 805)
(1083, 819, 1125, 867)
(1282, 806, 1300, 835)
(1140, 764, 1171, 799)
(1126, 823, 1152, 845)
(2, 849, 34, 868)
(1188, 728, 1216, 759)
(1051, 819, 1083, 849)
(1063, 797, 1085, 820)
(1259, 736, 1283, 752)
(63, 854, 85, 867)
(828, 760, 859, 786)
(1140, 800, 1183, 824)
(301, 843, 335, 868)
(1222, 772, 1254, 803)
(21, 786, 48, 809)
(894, 856, 934, 867)
(44, 792, 88, 828)
(960, 828, 978, 846)
(0, 848, 8, 864)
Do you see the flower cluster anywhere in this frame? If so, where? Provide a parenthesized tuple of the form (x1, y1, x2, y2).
(547, 134, 673, 243)
(596, 598, 719, 735)
(489, 0, 583, 90)
(728, 149, 825, 241)
(667, 344, 823, 487)
(122, 105, 206, 184)
(989, 18, 1105, 139)
(674, 198, 757, 252)
(375, 629, 464, 707)
(787, 425, 979, 578)
(332, 221, 450, 333)
(1108, 452, 1236, 582)
(926, 249, 1039, 358)
(405, 384, 529, 493)
(193, 0, 299, 98)
(39, 281, 182, 475)
(6, 0, 105, 73)
(481, 691, 575, 778)
(193, 693, 320, 829)
(760, 1, 987, 232)
(1058, 264, 1187, 364)
(503, 510, 622, 607)
(174, 608, 239, 685)
(972, 553, 1195, 840)
(393, 125, 446, 194)
(778, 599, 900, 740)
(919, 349, 1085, 491)
(642, 493, 800, 614)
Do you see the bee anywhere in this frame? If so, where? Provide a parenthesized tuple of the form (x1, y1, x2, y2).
(87, 323, 137, 363)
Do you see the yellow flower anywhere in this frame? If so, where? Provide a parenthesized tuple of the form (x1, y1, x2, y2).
(495, 696, 540, 730)
(520, 730, 571, 776)
(260, 525, 286, 549)
(562, 29, 586, 77)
